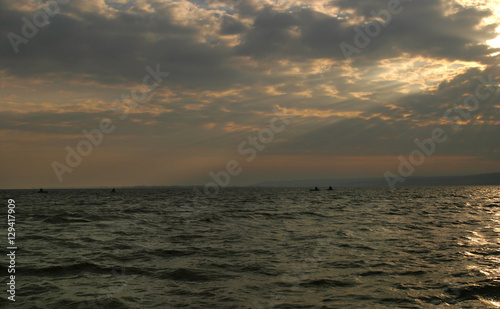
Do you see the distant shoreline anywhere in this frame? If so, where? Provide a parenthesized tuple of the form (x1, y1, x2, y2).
(2, 172, 500, 190)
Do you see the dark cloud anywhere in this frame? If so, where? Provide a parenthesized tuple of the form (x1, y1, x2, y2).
(272, 63, 500, 158)
(0, 0, 242, 88)
(220, 15, 247, 34)
(236, 0, 499, 63)
(0, 0, 499, 187)
(0, 0, 498, 85)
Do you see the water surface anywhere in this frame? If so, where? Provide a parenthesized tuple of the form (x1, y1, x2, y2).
(1, 186, 500, 308)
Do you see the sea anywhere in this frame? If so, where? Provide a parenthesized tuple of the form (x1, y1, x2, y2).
(1, 186, 500, 308)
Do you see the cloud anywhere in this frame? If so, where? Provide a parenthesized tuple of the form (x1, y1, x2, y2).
(271, 62, 500, 159)
(237, 0, 499, 63)
(1, 0, 496, 84)
(0, 0, 499, 187)
(220, 15, 248, 34)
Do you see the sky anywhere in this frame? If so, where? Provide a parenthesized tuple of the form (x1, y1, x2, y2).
(0, 0, 499, 189)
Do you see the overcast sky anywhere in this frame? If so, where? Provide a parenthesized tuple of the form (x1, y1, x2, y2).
(1, 0, 499, 188)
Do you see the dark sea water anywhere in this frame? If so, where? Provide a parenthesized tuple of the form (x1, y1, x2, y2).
(1, 186, 500, 308)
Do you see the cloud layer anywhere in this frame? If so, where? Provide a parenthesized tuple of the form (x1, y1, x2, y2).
(0, 0, 499, 188)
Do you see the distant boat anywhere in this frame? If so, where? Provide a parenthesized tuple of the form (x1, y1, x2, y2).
(38, 188, 48, 193)
(310, 187, 320, 192)
(328, 186, 333, 191)
(111, 188, 116, 193)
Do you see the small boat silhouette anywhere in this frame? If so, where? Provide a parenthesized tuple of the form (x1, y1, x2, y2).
(310, 187, 320, 192)
(111, 188, 116, 193)
(328, 186, 333, 191)
(38, 188, 48, 193)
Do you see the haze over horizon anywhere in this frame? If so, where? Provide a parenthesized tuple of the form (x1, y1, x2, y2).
(1, 0, 499, 189)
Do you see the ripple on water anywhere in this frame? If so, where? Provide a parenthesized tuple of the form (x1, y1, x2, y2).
(3, 186, 500, 308)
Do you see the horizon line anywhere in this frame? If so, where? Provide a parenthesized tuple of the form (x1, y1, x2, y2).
(2, 171, 499, 190)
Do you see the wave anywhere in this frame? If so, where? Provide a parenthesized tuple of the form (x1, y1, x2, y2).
(20, 262, 144, 277)
(52, 297, 129, 309)
(44, 216, 92, 224)
(158, 268, 211, 282)
(299, 278, 359, 287)
(448, 281, 500, 303)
